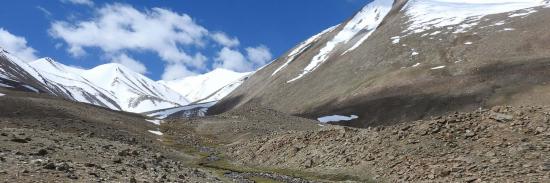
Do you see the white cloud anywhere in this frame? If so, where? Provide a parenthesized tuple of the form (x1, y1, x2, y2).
(0, 28, 39, 62)
(246, 45, 272, 65)
(60, 0, 94, 6)
(211, 32, 240, 48)
(214, 47, 251, 72)
(162, 63, 196, 80)
(36, 6, 52, 17)
(50, 3, 272, 78)
(110, 54, 147, 74)
(214, 45, 272, 72)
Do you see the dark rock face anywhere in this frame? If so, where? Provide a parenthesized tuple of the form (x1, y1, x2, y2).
(212, 1, 550, 127)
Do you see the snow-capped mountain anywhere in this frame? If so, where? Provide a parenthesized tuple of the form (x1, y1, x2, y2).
(0, 49, 190, 113)
(75, 63, 190, 113)
(212, 0, 550, 127)
(159, 68, 251, 103)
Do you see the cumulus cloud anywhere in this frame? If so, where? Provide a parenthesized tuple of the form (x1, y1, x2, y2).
(110, 54, 147, 74)
(60, 0, 94, 6)
(50, 3, 272, 79)
(214, 47, 250, 72)
(162, 63, 196, 80)
(246, 45, 272, 66)
(0, 28, 39, 62)
(211, 32, 240, 48)
(214, 45, 272, 72)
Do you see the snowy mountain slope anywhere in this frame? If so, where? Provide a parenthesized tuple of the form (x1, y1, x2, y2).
(144, 101, 217, 119)
(0, 48, 190, 113)
(159, 68, 251, 103)
(212, 0, 550, 127)
(29, 58, 122, 110)
(78, 63, 189, 113)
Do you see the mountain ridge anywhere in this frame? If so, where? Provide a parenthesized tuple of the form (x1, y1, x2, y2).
(211, 0, 550, 127)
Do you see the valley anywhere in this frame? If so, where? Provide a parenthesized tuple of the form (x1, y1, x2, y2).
(1, 0, 550, 182)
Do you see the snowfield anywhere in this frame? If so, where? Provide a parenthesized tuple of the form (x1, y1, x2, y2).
(318, 115, 359, 123)
(404, 0, 549, 34)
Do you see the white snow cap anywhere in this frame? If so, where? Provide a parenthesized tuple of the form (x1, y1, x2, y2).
(404, 0, 549, 34)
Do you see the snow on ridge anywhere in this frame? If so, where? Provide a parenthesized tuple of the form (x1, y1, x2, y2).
(404, 0, 548, 34)
(160, 68, 250, 103)
(271, 25, 338, 77)
(318, 115, 359, 123)
(287, 0, 394, 83)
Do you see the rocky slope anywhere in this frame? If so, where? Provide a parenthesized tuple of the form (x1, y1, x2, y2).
(223, 105, 550, 182)
(0, 88, 226, 182)
(212, 0, 550, 127)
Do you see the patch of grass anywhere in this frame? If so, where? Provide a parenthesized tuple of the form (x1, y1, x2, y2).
(249, 176, 283, 183)
(201, 157, 375, 183)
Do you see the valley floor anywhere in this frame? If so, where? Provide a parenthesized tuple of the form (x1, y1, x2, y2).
(1, 88, 549, 182)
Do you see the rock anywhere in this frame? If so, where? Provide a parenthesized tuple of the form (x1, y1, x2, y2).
(43, 162, 56, 170)
(55, 162, 71, 171)
(31, 159, 45, 165)
(464, 130, 476, 138)
(540, 163, 550, 171)
(118, 149, 130, 156)
(489, 112, 513, 122)
(10, 138, 28, 143)
(66, 173, 78, 179)
(304, 159, 313, 168)
(36, 149, 48, 156)
(130, 177, 137, 183)
(112, 157, 122, 164)
(154, 153, 164, 159)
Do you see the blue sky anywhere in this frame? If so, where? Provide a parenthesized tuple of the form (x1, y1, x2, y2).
(0, 0, 370, 80)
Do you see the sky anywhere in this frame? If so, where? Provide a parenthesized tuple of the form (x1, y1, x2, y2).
(0, 0, 370, 80)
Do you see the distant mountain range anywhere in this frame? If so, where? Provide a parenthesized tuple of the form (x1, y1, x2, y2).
(0, 48, 248, 113)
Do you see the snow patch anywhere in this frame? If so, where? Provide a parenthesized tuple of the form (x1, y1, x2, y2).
(391, 36, 401, 44)
(464, 42, 473, 45)
(146, 119, 162, 125)
(509, 8, 538, 17)
(411, 51, 419, 56)
(0, 83, 13, 88)
(431, 65, 446, 70)
(0, 93, 5, 97)
(502, 28, 516, 31)
(318, 115, 359, 123)
(148, 130, 163, 136)
(404, 0, 548, 34)
(412, 63, 421, 67)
